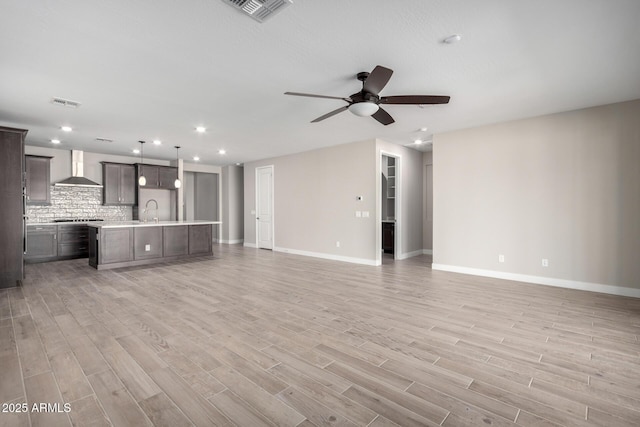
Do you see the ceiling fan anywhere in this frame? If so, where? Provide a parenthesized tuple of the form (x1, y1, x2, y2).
(285, 65, 450, 125)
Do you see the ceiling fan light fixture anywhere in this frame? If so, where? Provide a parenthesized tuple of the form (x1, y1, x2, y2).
(348, 102, 379, 117)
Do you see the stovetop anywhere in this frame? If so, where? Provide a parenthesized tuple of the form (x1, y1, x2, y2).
(53, 218, 105, 223)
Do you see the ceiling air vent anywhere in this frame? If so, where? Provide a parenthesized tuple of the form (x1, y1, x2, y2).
(221, 0, 292, 23)
(51, 97, 81, 108)
(95, 137, 114, 143)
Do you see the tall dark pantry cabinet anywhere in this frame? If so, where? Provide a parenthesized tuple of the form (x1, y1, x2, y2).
(0, 126, 27, 289)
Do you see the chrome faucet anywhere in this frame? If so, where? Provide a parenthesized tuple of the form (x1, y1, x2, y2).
(143, 199, 159, 223)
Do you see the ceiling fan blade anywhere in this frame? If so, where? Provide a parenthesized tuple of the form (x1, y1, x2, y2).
(311, 105, 349, 123)
(285, 92, 350, 102)
(363, 66, 394, 95)
(380, 95, 450, 105)
(371, 107, 395, 126)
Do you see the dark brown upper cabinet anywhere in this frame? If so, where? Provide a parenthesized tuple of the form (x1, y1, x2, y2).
(102, 162, 136, 205)
(25, 155, 52, 205)
(137, 164, 178, 190)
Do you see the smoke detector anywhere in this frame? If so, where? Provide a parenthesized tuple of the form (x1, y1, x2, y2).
(221, 0, 292, 23)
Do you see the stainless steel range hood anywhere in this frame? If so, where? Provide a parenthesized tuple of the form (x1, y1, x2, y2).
(54, 150, 103, 187)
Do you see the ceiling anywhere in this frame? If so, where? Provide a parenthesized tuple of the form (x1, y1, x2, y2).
(1, 0, 639, 166)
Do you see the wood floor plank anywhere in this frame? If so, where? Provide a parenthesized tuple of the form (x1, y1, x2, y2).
(24, 371, 72, 427)
(66, 395, 111, 427)
(14, 315, 51, 379)
(138, 392, 195, 427)
(182, 371, 226, 400)
(0, 397, 30, 427)
(209, 389, 276, 427)
(211, 365, 306, 427)
(148, 367, 233, 427)
(87, 368, 152, 427)
(313, 343, 413, 390)
(262, 345, 353, 393)
(48, 351, 93, 403)
(101, 348, 162, 402)
(324, 361, 450, 424)
(276, 386, 359, 427)
(15, 247, 640, 427)
(406, 379, 519, 422)
(268, 362, 378, 426)
(342, 385, 442, 427)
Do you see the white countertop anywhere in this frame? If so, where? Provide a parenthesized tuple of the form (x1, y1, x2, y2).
(87, 220, 222, 229)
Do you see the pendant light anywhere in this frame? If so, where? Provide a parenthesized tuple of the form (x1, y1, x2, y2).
(138, 141, 146, 186)
(174, 146, 182, 189)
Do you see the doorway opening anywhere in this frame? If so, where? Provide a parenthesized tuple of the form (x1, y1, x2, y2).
(378, 152, 401, 264)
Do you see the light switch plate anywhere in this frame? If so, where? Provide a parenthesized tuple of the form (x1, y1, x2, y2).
(145, 244, 151, 251)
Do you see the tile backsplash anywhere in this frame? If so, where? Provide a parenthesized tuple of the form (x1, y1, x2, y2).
(27, 186, 131, 223)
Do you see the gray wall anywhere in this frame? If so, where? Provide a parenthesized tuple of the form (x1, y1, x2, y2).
(433, 99, 640, 294)
(423, 151, 433, 252)
(243, 138, 425, 264)
(244, 139, 379, 263)
(221, 165, 244, 243)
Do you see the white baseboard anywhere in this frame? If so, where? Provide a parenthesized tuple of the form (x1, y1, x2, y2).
(396, 249, 425, 260)
(431, 264, 640, 298)
(274, 246, 378, 266)
(216, 239, 243, 244)
(423, 249, 433, 255)
(243, 242, 257, 248)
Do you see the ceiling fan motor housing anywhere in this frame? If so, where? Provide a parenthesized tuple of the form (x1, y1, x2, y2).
(284, 65, 450, 125)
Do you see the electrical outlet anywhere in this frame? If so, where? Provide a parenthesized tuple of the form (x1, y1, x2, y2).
(336, 241, 340, 248)
(362, 211, 369, 218)
(145, 244, 151, 251)
(542, 258, 549, 267)
(498, 254, 505, 263)
(355, 211, 362, 217)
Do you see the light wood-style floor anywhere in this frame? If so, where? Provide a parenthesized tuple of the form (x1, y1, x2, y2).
(2, 245, 640, 427)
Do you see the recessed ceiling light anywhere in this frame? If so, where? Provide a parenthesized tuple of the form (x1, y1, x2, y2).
(133, 149, 140, 154)
(51, 139, 61, 144)
(442, 34, 462, 44)
(61, 126, 72, 132)
(414, 139, 423, 145)
(195, 126, 206, 133)
(419, 127, 428, 132)
(193, 156, 200, 161)
(218, 149, 226, 155)
(153, 139, 162, 145)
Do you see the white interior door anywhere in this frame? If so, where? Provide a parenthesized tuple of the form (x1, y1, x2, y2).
(256, 165, 274, 249)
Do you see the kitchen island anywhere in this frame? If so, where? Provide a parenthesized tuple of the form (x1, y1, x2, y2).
(87, 220, 221, 270)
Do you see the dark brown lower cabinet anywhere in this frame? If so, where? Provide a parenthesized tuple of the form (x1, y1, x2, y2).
(163, 225, 188, 257)
(134, 227, 163, 260)
(25, 225, 58, 263)
(57, 224, 89, 259)
(189, 224, 212, 255)
(89, 224, 213, 269)
(100, 228, 134, 264)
